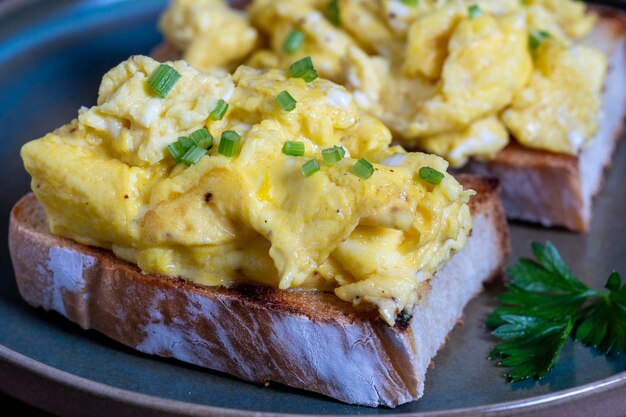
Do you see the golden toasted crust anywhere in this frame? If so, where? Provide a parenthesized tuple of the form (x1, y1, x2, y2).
(8, 174, 509, 407)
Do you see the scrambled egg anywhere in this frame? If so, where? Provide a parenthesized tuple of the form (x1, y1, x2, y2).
(21, 56, 473, 325)
(159, 0, 258, 71)
(160, 0, 606, 166)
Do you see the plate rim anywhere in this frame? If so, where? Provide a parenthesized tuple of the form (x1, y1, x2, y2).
(2, 343, 626, 416)
(1, 0, 625, 415)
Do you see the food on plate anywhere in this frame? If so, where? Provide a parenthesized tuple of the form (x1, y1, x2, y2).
(488, 242, 626, 382)
(11, 55, 509, 407)
(155, 0, 626, 231)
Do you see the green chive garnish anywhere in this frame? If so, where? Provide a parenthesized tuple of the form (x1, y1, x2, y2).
(283, 29, 305, 54)
(321, 147, 343, 165)
(289, 56, 318, 82)
(419, 166, 444, 185)
(218, 130, 241, 157)
(301, 158, 320, 177)
(282, 141, 305, 156)
(210, 99, 229, 121)
(327, 0, 340, 26)
(178, 136, 193, 149)
(148, 64, 181, 99)
(276, 90, 297, 111)
(189, 128, 213, 149)
(352, 158, 374, 180)
(401, 0, 419, 5)
(529, 30, 550, 50)
(181, 145, 207, 166)
(468, 4, 482, 19)
(167, 141, 185, 162)
(335, 145, 346, 158)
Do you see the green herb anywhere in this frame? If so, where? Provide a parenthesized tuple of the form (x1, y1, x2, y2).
(289, 56, 318, 82)
(167, 141, 185, 162)
(418, 166, 444, 185)
(488, 242, 626, 382)
(283, 29, 305, 54)
(276, 90, 297, 111)
(301, 158, 320, 177)
(468, 4, 482, 19)
(327, 0, 340, 26)
(218, 130, 241, 157)
(210, 99, 229, 121)
(352, 158, 374, 180)
(189, 128, 213, 149)
(401, 0, 419, 6)
(321, 147, 343, 165)
(177, 136, 193, 150)
(282, 141, 305, 156)
(529, 30, 550, 50)
(167, 129, 212, 165)
(181, 145, 207, 166)
(148, 64, 181, 98)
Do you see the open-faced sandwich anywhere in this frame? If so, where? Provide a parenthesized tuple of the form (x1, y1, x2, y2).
(154, 0, 626, 231)
(10, 55, 509, 407)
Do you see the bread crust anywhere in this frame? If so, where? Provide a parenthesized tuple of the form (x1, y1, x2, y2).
(9, 175, 508, 407)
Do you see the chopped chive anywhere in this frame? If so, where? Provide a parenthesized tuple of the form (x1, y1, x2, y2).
(419, 166, 444, 185)
(210, 99, 229, 121)
(282, 141, 305, 156)
(178, 136, 194, 149)
(321, 147, 343, 165)
(327, 0, 340, 26)
(218, 130, 241, 157)
(334, 145, 346, 158)
(283, 29, 305, 54)
(301, 69, 318, 82)
(301, 158, 320, 177)
(401, 0, 419, 5)
(352, 158, 374, 180)
(167, 141, 185, 162)
(189, 128, 213, 149)
(148, 64, 181, 98)
(181, 145, 207, 166)
(276, 90, 297, 111)
(468, 4, 482, 19)
(529, 30, 550, 50)
(289, 56, 318, 82)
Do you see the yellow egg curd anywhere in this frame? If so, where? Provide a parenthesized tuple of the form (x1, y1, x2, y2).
(160, 0, 606, 166)
(21, 56, 473, 325)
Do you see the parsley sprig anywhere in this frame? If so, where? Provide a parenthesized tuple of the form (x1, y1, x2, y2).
(488, 242, 626, 382)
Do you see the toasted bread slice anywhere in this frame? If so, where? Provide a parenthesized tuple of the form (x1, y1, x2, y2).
(9, 175, 509, 408)
(463, 9, 626, 231)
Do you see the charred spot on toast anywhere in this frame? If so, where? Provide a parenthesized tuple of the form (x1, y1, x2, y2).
(394, 311, 413, 330)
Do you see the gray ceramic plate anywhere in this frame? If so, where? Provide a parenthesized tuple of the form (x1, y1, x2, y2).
(0, 0, 625, 416)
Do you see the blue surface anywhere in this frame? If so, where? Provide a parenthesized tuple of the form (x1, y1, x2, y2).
(0, 0, 625, 415)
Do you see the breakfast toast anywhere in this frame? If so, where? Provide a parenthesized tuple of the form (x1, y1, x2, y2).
(153, 7, 626, 232)
(464, 8, 626, 231)
(9, 174, 509, 407)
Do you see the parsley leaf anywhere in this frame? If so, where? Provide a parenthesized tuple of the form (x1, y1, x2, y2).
(488, 242, 626, 382)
